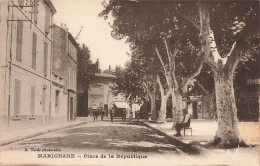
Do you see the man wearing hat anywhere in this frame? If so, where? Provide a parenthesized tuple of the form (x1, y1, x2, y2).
(174, 108, 191, 137)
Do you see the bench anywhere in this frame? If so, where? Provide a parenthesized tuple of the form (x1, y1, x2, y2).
(181, 118, 192, 136)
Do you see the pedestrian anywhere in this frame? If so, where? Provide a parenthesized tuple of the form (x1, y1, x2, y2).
(136, 110, 140, 123)
(92, 104, 98, 122)
(122, 108, 127, 122)
(93, 109, 99, 122)
(110, 108, 115, 123)
(129, 109, 133, 122)
(100, 107, 105, 121)
(174, 109, 191, 137)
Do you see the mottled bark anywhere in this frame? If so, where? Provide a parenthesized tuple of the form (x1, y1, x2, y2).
(158, 96, 167, 123)
(150, 92, 157, 121)
(213, 70, 241, 147)
(157, 75, 171, 123)
(143, 81, 158, 121)
(171, 89, 183, 129)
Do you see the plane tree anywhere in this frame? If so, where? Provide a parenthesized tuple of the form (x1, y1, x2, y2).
(100, 1, 205, 126)
(173, 0, 259, 147)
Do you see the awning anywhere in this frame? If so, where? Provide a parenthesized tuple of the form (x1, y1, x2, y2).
(92, 105, 98, 109)
(114, 102, 130, 109)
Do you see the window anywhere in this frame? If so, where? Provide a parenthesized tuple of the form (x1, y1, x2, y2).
(16, 21, 23, 62)
(34, 0, 38, 23)
(45, 6, 50, 34)
(74, 69, 76, 90)
(43, 42, 48, 76)
(55, 90, 60, 113)
(32, 32, 37, 69)
(0, 2, 2, 22)
(68, 66, 71, 88)
(30, 86, 36, 116)
(14, 79, 21, 116)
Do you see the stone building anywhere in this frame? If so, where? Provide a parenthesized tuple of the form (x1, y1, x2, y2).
(0, 0, 56, 129)
(87, 70, 116, 116)
(52, 24, 78, 123)
(236, 78, 260, 121)
(77, 69, 129, 117)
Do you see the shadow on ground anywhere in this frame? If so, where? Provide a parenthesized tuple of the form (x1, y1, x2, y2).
(17, 122, 191, 155)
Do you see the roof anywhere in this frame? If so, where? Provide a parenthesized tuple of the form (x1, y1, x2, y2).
(103, 70, 116, 75)
(44, 0, 57, 14)
(114, 102, 130, 109)
(95, 72, 115, 78)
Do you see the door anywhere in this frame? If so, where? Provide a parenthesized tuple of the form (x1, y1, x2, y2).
(192, 102, 198, 119)
(70, 97, 74, 121)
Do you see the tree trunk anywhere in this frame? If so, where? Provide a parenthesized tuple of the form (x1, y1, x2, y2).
(150, 93, 157, 121)
(157, 96, 167, 123)
(213, 70, 241, 147)
(171, 89, 183, 129)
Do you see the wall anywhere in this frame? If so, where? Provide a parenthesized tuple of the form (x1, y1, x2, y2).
(0, 0, 55, 130)
(52, 25, 78, 122)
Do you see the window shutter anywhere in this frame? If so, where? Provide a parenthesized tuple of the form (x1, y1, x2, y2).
(16, 21, 23, 62)
(45, 7, 50, 34)
(30, 86, 36, 115)
(32, 32, 37, 69)
(42, 87, 46, 114)
(43, 42, 48, 76)
(34, 0, 38, 23)
(14, 79, 21, 116)
(55, 91, 60, 113)
(0, 3, 2, 23)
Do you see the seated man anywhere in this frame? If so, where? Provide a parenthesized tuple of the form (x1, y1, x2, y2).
(174, 109, 191, 137)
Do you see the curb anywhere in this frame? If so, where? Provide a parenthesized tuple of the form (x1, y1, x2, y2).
(141, 121, 207, 154)
(0, 121, 88, 146)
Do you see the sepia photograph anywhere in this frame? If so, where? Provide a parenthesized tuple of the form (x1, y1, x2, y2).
(0, 0, 259, 165)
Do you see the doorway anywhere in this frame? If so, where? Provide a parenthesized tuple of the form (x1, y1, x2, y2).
(192, 102, 198, 119)
(70, 97, 74, 121)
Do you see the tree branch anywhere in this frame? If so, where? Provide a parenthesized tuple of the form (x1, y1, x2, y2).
(204, 55, 218, 72)
(142, 81, 152, 98)
(155, 45, 167, 73)
(163, 38, 173, 71)
(173, 9, 200, 31)
(166, 87, 172, 98)
(195, 79, 211, 96)
(225, 7, 257, 72)
(180, 56, 204, 94)
(163, 38, 179, 73)
(157, 75, 165, 96)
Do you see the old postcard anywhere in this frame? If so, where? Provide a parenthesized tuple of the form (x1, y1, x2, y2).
(0, 0, 259, 165)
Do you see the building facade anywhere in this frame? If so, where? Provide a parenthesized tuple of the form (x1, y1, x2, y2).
(81, 69, 129, 117)
(236, 78, 260, 121)
(52, 24, 78, 123)
(0, 0, 56, 129)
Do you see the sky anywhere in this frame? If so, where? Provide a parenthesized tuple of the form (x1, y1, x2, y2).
(51, 0, 131, 70)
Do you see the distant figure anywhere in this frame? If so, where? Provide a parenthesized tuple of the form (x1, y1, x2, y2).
(122, 109, 127, 122)
(129, 109, 133, 122)
(92, 104, 98, 122)
(174, 109, 191, 137)
(100, 107, 105, 121)
(110, 108, 115, 123)
(136, 110, 140, 123)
